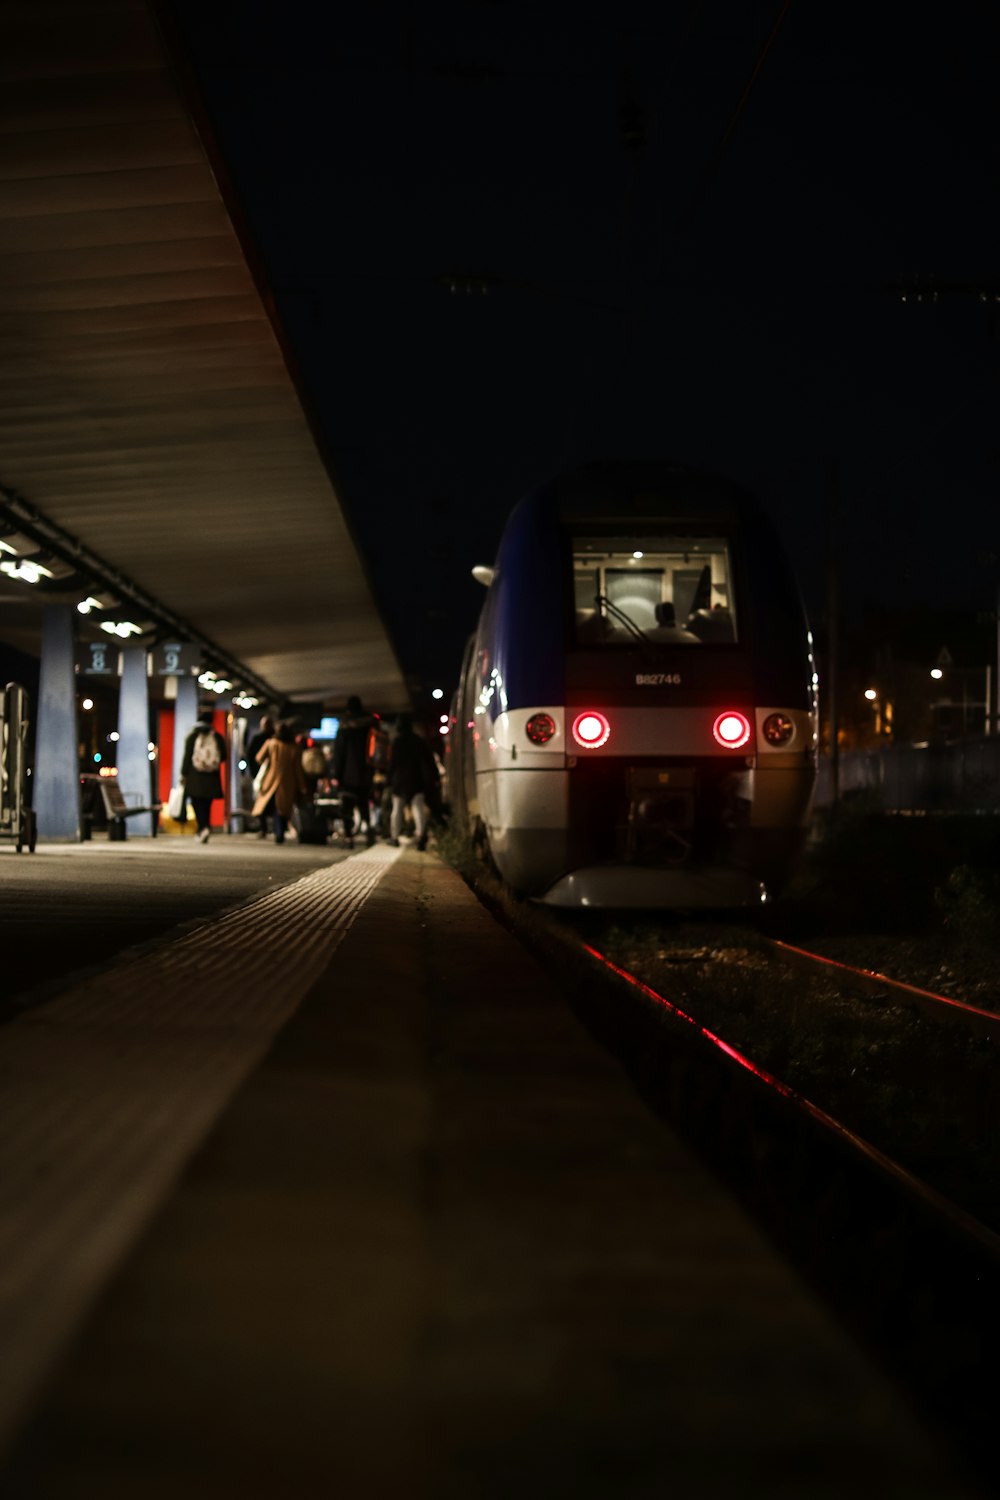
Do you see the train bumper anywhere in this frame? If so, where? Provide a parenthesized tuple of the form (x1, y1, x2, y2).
(537, 863, 767, 909)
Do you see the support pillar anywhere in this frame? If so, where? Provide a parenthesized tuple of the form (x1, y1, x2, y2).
(172, 673, 199, 782)
(118, 646, 155, 836)
(34, 605, 81, 842)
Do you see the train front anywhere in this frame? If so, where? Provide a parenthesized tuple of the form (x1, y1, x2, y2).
(473, 467, 818, 908)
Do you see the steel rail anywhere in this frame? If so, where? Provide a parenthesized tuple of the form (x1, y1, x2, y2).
(766, 938, 1000, 1039)
(582, 940, 1000, 1262)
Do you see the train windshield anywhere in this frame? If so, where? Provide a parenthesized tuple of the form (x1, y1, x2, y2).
(571, 533, 737, 646)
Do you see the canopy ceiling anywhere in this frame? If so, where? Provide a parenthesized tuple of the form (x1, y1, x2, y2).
(0, 0, 409, 711)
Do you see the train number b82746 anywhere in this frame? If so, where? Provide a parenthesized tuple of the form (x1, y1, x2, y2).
(445, 460, 818, 909)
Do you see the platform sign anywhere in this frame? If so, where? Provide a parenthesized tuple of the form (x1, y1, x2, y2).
(76, 641, 121, 677)
(152, 641, 201, 677)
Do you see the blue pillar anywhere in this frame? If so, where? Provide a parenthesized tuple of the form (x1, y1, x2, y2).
(173, 673, 199, 784)
(118, 646, 155, 836)
(230, 707, 247, 833)
(35, 605, 81, 842)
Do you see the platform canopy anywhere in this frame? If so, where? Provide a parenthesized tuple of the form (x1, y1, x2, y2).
(0, 0, 409, 712)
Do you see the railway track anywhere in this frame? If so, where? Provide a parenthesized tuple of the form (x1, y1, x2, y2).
(572, 920, 1000, 1238)
(462, 861, 1000, 1250)
(765, 936, 1000, 1039)
(564, 929, 1000, 1491)
(583, 936, 1000, 1257)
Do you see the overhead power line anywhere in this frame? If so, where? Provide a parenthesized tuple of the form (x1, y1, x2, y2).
(678, 0, 797, 229)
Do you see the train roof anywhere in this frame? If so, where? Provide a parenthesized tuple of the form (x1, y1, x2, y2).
(528, 461, 762, 527)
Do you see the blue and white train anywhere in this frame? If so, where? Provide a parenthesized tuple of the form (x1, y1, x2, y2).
(446, 462, 817, 907)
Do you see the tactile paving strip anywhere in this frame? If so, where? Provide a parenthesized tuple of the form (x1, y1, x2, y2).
(0, 843, 401, 1453)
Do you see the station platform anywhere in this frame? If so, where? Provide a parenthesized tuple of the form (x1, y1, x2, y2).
(0, 836, 987, 1498)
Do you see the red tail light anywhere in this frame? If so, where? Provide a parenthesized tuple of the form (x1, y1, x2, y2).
(572, 711, 611, 748)
(712, 710, 751, 749)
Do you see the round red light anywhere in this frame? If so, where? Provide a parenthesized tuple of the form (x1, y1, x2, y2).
(525, 713, 557, 745)
(713, 711, 751, 749)
(572, 711, 611, 748)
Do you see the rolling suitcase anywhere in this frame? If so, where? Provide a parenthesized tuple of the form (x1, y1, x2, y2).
(292, 800, 328, 845)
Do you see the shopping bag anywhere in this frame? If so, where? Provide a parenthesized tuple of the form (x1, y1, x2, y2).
(167, 784, 185, 820)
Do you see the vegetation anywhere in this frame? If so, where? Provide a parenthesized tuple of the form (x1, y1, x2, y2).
(934, 864, 1000, 952)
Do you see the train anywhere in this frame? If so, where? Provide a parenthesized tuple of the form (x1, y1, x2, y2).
(446, 461, 818, 907)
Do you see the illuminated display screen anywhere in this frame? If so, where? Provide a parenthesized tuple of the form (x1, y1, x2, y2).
(309, 716, 340, 740)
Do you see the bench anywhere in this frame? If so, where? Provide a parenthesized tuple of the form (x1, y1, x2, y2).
(80, 774, 162, 840)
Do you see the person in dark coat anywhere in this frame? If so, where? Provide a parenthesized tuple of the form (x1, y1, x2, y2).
(245, 714, 275, 838)
(180, 706, 226, 844)
(245, 713, 275, 769)
(332, 695, 376, 848)
(388, 716, 440, 850)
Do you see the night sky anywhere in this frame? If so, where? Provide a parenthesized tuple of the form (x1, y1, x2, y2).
(167, 0, 1000, 697)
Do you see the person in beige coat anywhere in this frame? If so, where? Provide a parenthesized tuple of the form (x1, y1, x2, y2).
(252, 721, 306, 844)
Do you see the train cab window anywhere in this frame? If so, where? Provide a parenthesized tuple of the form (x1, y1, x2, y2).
(572, 534, 737, 646)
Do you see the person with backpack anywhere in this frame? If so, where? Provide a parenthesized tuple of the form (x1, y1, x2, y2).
(180, 707, 227, 844)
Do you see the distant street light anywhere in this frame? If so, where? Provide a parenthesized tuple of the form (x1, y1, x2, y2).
(864, 688, 877, 700)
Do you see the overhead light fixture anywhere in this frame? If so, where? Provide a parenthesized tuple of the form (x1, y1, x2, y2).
(77, 597, 102, 614)
(100, 620, 142, 639)
(0, 530, 45, 557)
(1, 558, 53, 584)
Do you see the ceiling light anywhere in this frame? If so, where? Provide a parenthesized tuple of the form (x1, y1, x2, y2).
(100, 620, 142, 638)
(1, 558, 52, 584)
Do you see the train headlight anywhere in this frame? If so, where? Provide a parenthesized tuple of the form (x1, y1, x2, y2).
(572, 711, 611, 749)
(712, 711, 751, 749)
(762, 712, 795, 747)
(525, 713, 557, 745)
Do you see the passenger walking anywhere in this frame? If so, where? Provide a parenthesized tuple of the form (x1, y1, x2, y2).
(245, 714, 275, 838)
(332, 695, 376, 848)
(388, 716, 440, 851)
(245, 713, 275, 769)
(180, 707, 227, 845)
(252, 721, 306, 845)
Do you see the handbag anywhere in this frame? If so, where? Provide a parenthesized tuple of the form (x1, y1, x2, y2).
(167, 784, 185, 820)
(252, 759, 268, 796)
